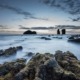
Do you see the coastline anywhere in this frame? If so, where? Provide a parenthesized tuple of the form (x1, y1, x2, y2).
(0, 51, 80, 80)
(0, 34, 80, 80)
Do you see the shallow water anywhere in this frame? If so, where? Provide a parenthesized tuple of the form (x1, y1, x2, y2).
(0, 34, 80, 64)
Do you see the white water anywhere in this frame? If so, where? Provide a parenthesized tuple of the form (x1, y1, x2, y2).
(0, 34, 80, 64)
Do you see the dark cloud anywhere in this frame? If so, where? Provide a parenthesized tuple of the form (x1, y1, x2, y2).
(19, 25, 30, 29)
(0, 4, 49, 21)
(42, 0, 80, 15)
(0, 4, 32, 17)
(55, 25, 80, 29)
(19, 25, 54, 30)
(69, 17, 80, 22)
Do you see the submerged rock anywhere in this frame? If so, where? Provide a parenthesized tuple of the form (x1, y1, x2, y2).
(0, 50, 3, 56)
(40, 37, 51, 40)
(27, 52, 34, 57)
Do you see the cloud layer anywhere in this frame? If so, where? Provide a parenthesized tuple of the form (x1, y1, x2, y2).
(42, 0, 80, 15)
(0, 25, 8, 29)
(0, 4, 48, 21)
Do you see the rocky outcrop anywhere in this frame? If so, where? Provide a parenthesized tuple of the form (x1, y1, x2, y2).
(0, 51, 80, 80)
(23, 30, 37, 35)
(0, 46, 23, 56)
(0, 58, 26, 80)
(15, 52, 80, 80)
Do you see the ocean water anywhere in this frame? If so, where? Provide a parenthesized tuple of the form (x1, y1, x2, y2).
(0, 34, 80, 64)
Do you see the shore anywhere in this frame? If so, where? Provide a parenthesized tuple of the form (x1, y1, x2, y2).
(0, 50, 80, 80)
(0, 34, 80, 80)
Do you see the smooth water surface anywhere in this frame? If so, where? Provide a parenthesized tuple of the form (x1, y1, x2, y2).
(0, 34, 80, 64)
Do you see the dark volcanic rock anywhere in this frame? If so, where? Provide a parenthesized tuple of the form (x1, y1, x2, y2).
(0, 50, 3, 56)
(16, 46, 23, 50)
(0, 46, 23, 57)
(27, 52, 34, 57)
(0, 58, 26, 80)
(55, 51, 80, 79)
(23, 30, 37, 35)
(15, 52, 80, 80)
(0, 51, 80, 80)
(40, 37, 51, 40)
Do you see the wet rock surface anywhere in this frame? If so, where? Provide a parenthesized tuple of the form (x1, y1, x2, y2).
(0, 51, 80, 80)
(0, 46, 23, 56)
(0, 58, 26, 80)
(27, 52, 34, 57)
(40, 37, 51, 40)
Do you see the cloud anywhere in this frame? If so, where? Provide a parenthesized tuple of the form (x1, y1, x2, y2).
(69, 17, 80, 22)
(19, 25, 54, 30)
(42, 0, 80, 15)
(26, 16, 49, 21)
(0, 4, 49, 21)
(55, 25, 80, 29)
(0, 4, 32, 17)
(0, 25, 9, 29)
(19, 25, 30, 29)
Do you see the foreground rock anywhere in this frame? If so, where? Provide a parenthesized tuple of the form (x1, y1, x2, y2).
(0, 46, 23, 56)
(0, 58, 26, 80)
(15, 52, 80, 80)
(0, 51, 80, 80)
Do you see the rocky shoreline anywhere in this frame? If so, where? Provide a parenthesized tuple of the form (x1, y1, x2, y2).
(0, 50, 80, 80)
(0, 46, 23, 57)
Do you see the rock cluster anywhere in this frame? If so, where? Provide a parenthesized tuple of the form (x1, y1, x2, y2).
(0, 51, 80, 80)
(15, 51, 80, 80)
(0, 58, 26, 80)
(0, 46, 23, 56)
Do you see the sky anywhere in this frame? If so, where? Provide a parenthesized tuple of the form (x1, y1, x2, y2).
(0, 0, 80, 33)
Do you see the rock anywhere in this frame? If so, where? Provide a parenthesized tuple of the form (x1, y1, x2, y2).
(58, 37, 62, 39)
(16, 46, 23, 50)
(0, 65, 9, 76)
(0, 58, 26, 78)
(3, 47, 17, 56)
(15, 52, 80, 80)
(40, 37, 51, 40)
(0, 50, 3, 56)
(0, 46, 23, 57)
(55, 51, 80, 80)
(0, 51, 80, 80)
(27, 52, 34, 57)
(23, 30, 37, 35)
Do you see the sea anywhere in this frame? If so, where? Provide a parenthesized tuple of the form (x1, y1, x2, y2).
(0, 34, 80, 64)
